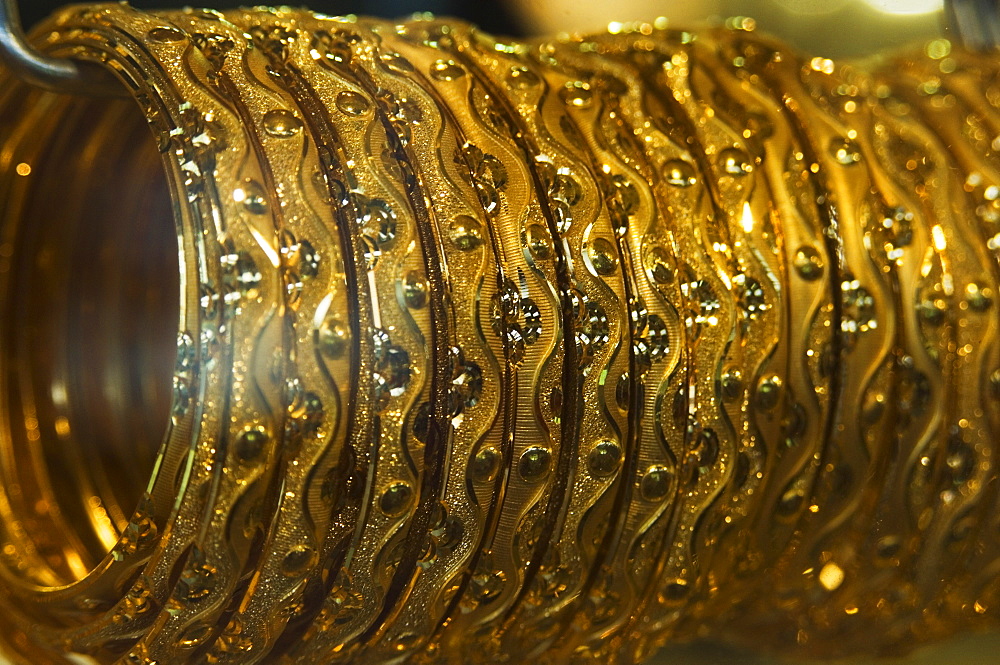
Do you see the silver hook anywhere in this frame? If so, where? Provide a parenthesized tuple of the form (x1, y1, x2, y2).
(946, 0, 1000, 50)
(0, 0, 125, 96)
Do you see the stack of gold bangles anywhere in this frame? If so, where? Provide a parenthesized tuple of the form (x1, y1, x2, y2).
(0, 4, 999, 663)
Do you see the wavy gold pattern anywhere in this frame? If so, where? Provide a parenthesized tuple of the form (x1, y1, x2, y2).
(0, 7, 998, 664)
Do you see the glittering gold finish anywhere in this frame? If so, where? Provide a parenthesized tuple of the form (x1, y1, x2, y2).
(0, 5, 999, 664)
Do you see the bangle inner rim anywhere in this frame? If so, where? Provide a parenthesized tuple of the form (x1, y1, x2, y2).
(0, 81, 179, 585)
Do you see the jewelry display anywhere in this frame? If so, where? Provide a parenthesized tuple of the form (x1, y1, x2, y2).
(0, 3, 999, 663)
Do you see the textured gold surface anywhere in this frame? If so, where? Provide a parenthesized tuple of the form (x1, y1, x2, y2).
(0, 5, 998, 664)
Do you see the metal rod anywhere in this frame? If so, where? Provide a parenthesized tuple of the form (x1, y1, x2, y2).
(945, 0, 1000, 50)
(0, 0, 124, 96)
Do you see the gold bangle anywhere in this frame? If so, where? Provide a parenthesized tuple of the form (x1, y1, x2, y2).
(0, 5, 999, 664)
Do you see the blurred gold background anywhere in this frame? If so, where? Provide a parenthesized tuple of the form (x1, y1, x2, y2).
(513, 0, 948, 58)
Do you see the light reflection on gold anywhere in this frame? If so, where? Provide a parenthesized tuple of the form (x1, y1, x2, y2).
(819, 562, 846, 591)
(932, 223, 948, 250)
(53, 417, 70, 438)
(741, 202, 755, 233)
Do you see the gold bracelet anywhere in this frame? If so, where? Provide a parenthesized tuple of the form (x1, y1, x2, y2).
(0, 5, 999, 664)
